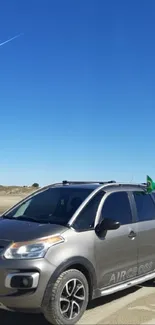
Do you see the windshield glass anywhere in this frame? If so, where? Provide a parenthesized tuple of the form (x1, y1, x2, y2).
(3, 187, 93, 226)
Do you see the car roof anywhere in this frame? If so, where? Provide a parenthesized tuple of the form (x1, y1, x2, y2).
(42, 181, 146, 192)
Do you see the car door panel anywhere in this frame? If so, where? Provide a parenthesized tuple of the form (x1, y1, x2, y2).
(95, 224, 138, 288)
(94, 191, 138, 289)
(131, 191, 155, 275)
(136, 220, 155, 274)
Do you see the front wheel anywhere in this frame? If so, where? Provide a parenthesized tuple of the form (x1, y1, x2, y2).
(43, 269, 89, 325)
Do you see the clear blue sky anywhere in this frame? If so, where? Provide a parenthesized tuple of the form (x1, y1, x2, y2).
(0, 0, 155, 186)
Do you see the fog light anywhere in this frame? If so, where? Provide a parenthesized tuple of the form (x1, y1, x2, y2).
(11, 275, 33, 288)
(22, 277, 29, 287)
(5, 272, 39, 289)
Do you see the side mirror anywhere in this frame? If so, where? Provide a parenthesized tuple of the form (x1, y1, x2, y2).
(95, 218, 120, 236)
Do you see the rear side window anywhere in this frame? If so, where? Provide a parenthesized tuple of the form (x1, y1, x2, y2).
(73, 191, 104, 231)
(133, 192, 155, 222)
(101, 191, 132, 225)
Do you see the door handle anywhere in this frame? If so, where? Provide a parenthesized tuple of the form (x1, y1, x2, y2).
(128, 230, 136, 239)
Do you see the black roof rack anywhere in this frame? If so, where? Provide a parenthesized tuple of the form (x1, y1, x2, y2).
(62, 180, 116, 185)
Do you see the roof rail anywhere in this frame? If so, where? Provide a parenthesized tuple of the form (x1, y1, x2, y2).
(62, 180, 116, 185)
(116, 183, 146, 188)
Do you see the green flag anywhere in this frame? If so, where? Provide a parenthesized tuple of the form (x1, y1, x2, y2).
(146, 175, 155, 193)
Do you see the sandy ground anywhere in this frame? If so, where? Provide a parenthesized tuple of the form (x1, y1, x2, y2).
(1, 196, 155, 324)
(1, 283, 155, 325)
(0, 195, 24, 214)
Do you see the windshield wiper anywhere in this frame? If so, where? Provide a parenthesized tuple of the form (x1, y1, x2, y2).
(2, 215, 14, 220)
(17, 216, 52, 224)
(2, 215, 48, 224)
(2, 214, 68, 225)
(17, 216, 41, 223)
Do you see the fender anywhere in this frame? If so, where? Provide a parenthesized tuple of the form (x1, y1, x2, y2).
(42, 256, 98, 308)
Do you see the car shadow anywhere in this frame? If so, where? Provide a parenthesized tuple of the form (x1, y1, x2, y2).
(88, 279, 155, 310)
(138, 279, 155, 287)
(0, 281, 153, 325)
(87, 286, 140, 310)
(0, 310, 49, 325)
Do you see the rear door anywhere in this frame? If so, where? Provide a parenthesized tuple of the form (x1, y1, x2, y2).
(132, 191, 155, 275)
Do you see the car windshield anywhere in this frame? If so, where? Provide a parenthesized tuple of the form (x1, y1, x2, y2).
(3, 187, 93, 226)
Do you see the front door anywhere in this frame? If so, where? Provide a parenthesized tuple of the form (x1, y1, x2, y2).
(95, 190, 138, 289)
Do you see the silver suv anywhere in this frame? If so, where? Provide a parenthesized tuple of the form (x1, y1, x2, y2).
(0, 180, 155, 325)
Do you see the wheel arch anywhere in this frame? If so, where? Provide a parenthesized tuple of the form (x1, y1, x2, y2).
(42, 256, 97, 309)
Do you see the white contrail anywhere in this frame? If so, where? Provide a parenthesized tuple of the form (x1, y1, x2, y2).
(0, 34, 22, 47)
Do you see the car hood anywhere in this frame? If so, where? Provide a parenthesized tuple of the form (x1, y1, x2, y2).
(0, 218, 68, 245)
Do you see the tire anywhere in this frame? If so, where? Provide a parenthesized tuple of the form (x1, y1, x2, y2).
(43, 269, 89, 325)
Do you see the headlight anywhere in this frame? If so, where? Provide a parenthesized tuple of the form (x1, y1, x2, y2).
(4, 235, 64, 259)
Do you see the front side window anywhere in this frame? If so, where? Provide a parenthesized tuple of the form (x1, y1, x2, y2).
(133, 192, 155, 222)
(3, 187, 93, 226)
(101, 191, 132, 225)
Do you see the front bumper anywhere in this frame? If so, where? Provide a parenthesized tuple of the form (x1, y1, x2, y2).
(0, 257, 56, 311)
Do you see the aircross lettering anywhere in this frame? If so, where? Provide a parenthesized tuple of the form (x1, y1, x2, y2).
(109, 262, 153, 284)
